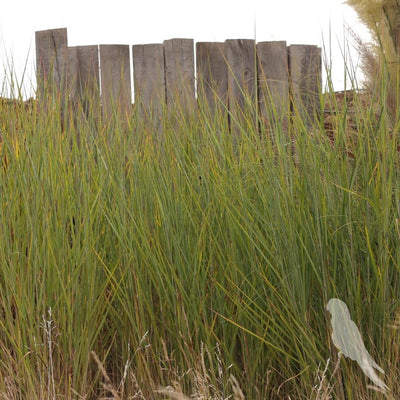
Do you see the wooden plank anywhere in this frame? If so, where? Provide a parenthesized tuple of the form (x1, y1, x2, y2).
(35, 28, 68, 99)
(74, 45, 101, 120)
(55, 46, 78, 128)
(99, 45, 131, 120)
(132, 43, 165, 130)
(257, 41, 289, 132)
(196, 42, 227, 120)
(225, 39, 256, 136)
(163, 38, 195, 116)
(74, 46, 100, 101)
(288, 45, 321, 125)
(60, 45, 101, 128)
(53, 45, 100, 136)
(55, 46, 78, 97)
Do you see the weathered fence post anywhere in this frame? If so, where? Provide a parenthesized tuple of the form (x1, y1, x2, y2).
(257, 41, 289, 134)
(53, 45, 101, 136)
(132, 43, 165, 134)
(196, 42, 228, 123)
(55, 46, 78, 130)
(288, 45, 321, 126)
(35, 28, 68, 104)
(71, 45, 101, 123)
(163, 39, 195, 119)
(99, 45, 131, 122)
(225, 39, 257, 138)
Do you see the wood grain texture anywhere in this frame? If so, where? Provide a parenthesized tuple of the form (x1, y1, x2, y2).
(225, 39, 256, 136)
(68, 45, 100, 122)
(257, 41, 289, 132)
(74, 46, 100, 99)
(288, 44, 321, 125)
(163, 38, 195, 115)
(132, 44, 165, 120)
(196, 42, 227, 118)
(99, 44, 131, 120)
(35, 28, 68, 97)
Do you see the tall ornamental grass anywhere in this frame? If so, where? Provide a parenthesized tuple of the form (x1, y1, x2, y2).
(0, 55, 399, 399)
(345, 0, 400, 120)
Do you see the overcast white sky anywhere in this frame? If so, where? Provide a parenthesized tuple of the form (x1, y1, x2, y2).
(0, 0, 371, 98)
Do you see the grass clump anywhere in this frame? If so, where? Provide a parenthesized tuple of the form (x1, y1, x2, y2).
(0, 52, 400, 399)
(345, 0, 400, 120)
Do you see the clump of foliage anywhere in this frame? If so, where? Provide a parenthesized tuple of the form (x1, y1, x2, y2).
(345, 0, 400, 119)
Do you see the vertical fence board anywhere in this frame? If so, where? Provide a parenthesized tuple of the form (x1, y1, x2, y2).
(68, 45, 101, 125)
(35, 28, 68, 100)
(75, 46, 100, 107)
(288, 44, 321, 125)
(196, 42, 227, 120)
(54, 45, 100, 132)
(257, 41, 289, 132)
(54, 46, 78, 128)
(225, 39, 256, 136)
(99, 44, 131, 120)
(132, 43, 165, 130)
(163, 38, 195, 116)
(62, 47, 79, 97)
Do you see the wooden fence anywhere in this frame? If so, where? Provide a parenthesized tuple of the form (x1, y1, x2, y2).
(35, 28, 321, 131)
